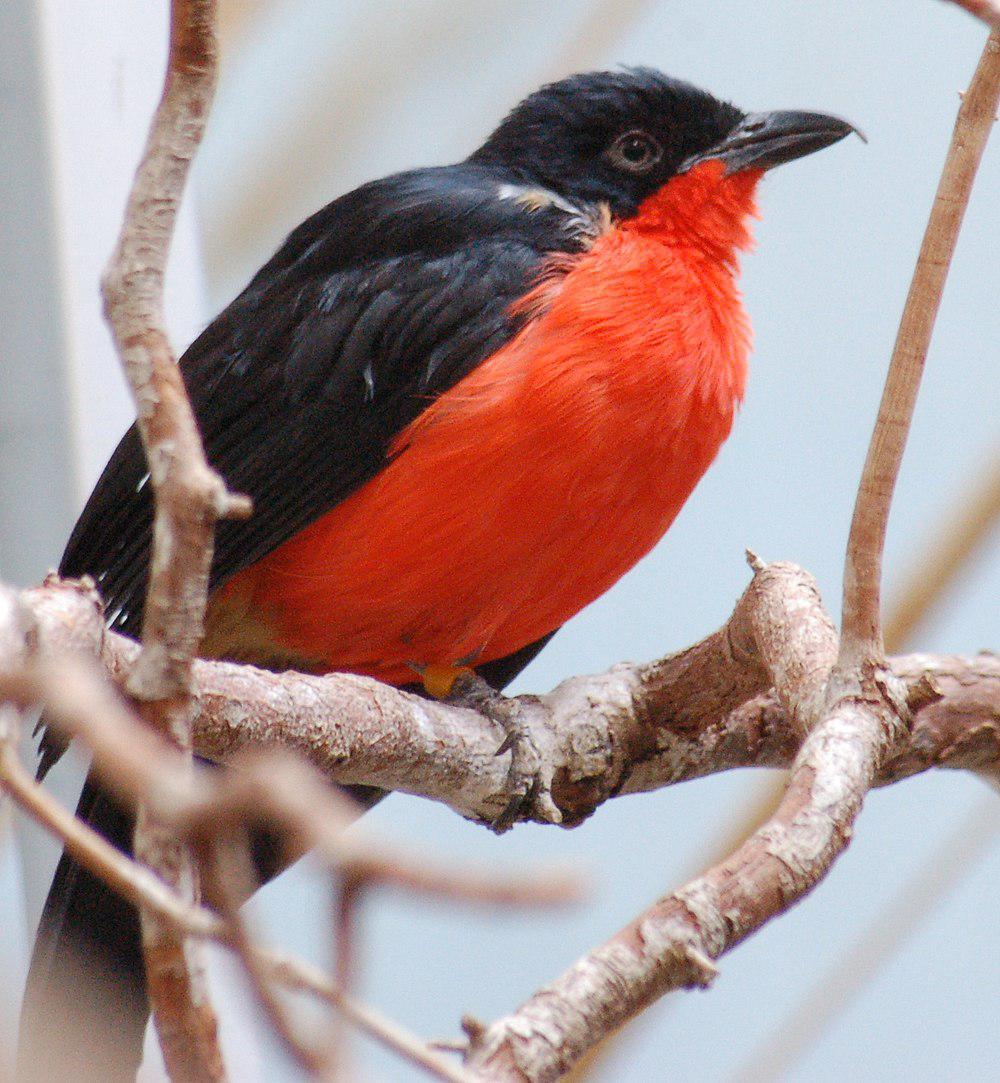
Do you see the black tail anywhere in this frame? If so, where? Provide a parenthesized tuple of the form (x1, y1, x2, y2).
(17, 772, 147, 1083)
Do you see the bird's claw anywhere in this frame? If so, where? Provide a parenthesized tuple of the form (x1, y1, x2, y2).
(495, 730, 517, 757)
(447, 673, 561, 832)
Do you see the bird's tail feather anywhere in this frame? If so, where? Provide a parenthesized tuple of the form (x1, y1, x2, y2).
(17, 766, 387, 1081)
(17, 771, 146, 1083)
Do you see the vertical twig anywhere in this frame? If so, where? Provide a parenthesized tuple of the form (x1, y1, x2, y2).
(99, 0, 249, 1077)
(841, 29, 1000, 664)
(199, 838, 336, 1080)
(329, 872, 368, 1079)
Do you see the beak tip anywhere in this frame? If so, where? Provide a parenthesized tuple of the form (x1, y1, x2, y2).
(829, 115, 867, 145)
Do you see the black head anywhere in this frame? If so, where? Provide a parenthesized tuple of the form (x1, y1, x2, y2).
(470, 68, 857, 217)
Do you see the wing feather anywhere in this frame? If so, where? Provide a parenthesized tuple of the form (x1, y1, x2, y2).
(60, 166, 592, 636)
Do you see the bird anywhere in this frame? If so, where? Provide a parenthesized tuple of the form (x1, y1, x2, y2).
(18, 67, 855, 1081)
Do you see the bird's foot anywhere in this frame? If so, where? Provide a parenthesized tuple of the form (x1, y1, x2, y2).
(418, 662, 474, 700)
(446, 672, 562, 833)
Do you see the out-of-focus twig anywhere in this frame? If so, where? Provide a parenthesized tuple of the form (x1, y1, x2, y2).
(0, 653, 566, 1083)
(544, 0, 656, 78)
(200, 838, 335, 1080)
(0, 752, 480, 1083)
(944, 0, 1000, 29)
(885, 451, 1000, 650)
(737, 792, 999, 1082)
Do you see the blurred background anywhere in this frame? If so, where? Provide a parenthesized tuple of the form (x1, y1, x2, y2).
(1, 1, 997, 1080)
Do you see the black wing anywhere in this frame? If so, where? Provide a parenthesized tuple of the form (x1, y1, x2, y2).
(61, 165, 595, 630)
(41, 167, 591, 772)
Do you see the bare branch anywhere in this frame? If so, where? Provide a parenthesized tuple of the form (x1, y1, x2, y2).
(841, 28, 1000, 661)
(199, 838, 335, 1080)
(0, 743, 478, 1083)
(0, 742, 223, 939)
(944, 0, 1000, 29)
(101, 0, 248, 706)
(96, 0, 254, 1072)
(463, 566, 856, 1079)
(20, 575, 1000, 813)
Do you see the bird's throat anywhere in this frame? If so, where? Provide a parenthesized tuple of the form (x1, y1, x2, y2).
(624, 160, 761, 268)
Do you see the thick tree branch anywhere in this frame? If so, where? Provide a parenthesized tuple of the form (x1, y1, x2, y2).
(19, 576, 999, 818)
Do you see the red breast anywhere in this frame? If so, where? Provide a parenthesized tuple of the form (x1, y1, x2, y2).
(203, 162, 760, 682)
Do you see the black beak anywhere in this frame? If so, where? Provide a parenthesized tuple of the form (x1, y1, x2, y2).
(681, 110, 863, 174)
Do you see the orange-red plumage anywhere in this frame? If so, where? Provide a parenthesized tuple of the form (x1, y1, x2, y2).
(204, 162, 760, 683)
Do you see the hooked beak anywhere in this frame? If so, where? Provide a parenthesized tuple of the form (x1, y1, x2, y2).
(680, 110, 863, 174)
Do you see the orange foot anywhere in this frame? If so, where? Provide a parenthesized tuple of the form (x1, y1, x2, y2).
(417, 663, 476, 700)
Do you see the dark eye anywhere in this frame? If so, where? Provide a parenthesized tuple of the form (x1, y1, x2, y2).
(607, 130, 663, 172)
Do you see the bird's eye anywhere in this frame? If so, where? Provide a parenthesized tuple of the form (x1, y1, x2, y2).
(607, 131, 662, 173)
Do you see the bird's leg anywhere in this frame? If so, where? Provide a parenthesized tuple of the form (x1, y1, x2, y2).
(442, 670, 562, 833)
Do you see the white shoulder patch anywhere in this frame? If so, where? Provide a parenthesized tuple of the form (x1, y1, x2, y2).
(496, 184, 611, 247)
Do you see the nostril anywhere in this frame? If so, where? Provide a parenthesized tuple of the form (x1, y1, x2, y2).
(743, 118, 766, 133)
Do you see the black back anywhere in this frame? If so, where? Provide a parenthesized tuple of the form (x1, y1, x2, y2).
(62, 165, 598, 633)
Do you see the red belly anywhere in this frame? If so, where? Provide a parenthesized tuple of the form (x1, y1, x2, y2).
(204, 171, 753, 683)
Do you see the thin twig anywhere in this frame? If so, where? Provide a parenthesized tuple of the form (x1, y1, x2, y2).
(268, 956, 482, 1083)
(739, 792, 1000, 1082)
(328, 872, 367, 1080)
(944, 0, 1000, 29)
(334, 875, 365, 996)
(201, 838, 335, 1079)
(841, 28, 1000, 662)
(98, 0, 252, 1074)
(0, 747, 477, 1083)
(0, 745, 220, 937)
(884, 449, 1000, 650)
